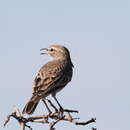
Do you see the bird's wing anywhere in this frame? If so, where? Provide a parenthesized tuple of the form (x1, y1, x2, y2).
(32, 61, 65, 96)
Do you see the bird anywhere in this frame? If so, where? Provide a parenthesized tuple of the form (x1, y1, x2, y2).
(22, 45, 74, 115)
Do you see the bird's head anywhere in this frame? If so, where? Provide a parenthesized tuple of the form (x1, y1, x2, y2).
(40, 45, 71, 60)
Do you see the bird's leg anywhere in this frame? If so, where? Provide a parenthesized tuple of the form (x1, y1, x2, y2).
(53, 96, 78, 114)
(47, 99, 58, 112)
(53, 96, 64, 111)
(42, 99, 52, 114)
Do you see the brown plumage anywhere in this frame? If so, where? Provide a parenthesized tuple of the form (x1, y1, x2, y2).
(22, 45, 74, 115)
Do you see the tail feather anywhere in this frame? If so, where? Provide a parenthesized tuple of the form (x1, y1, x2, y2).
(22, 95, 40, 115)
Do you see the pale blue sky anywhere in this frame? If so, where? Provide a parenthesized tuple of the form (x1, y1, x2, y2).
(0, 0, 130, 130)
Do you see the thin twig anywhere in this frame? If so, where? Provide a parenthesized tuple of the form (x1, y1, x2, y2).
(4, 105, 96, 130)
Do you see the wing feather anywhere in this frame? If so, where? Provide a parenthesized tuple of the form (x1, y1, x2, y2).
(32, 60, 65, 96)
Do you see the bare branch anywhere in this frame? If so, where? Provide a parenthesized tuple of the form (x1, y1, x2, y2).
(4, 104, 96, 130)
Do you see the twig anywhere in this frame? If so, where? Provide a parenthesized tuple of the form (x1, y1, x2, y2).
(4, 105, 96, 130)
(63, 109, 78, 113)
(75, 118, 96, 125)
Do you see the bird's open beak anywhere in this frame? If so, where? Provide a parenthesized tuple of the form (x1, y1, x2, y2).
(40, 48, 48, 55)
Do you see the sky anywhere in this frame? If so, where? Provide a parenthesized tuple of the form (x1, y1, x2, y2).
(0, 0, 130, 130)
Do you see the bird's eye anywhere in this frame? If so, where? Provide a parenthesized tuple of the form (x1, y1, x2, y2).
(50, 48, 54, 52)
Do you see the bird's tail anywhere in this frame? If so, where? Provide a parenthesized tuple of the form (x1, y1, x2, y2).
(22, 95, 40, 115)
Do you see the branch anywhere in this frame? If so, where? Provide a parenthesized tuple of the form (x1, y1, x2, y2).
(4, 102, 96, 130)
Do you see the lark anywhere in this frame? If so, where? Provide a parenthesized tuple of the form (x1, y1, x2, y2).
(22, 45, 74, 115)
